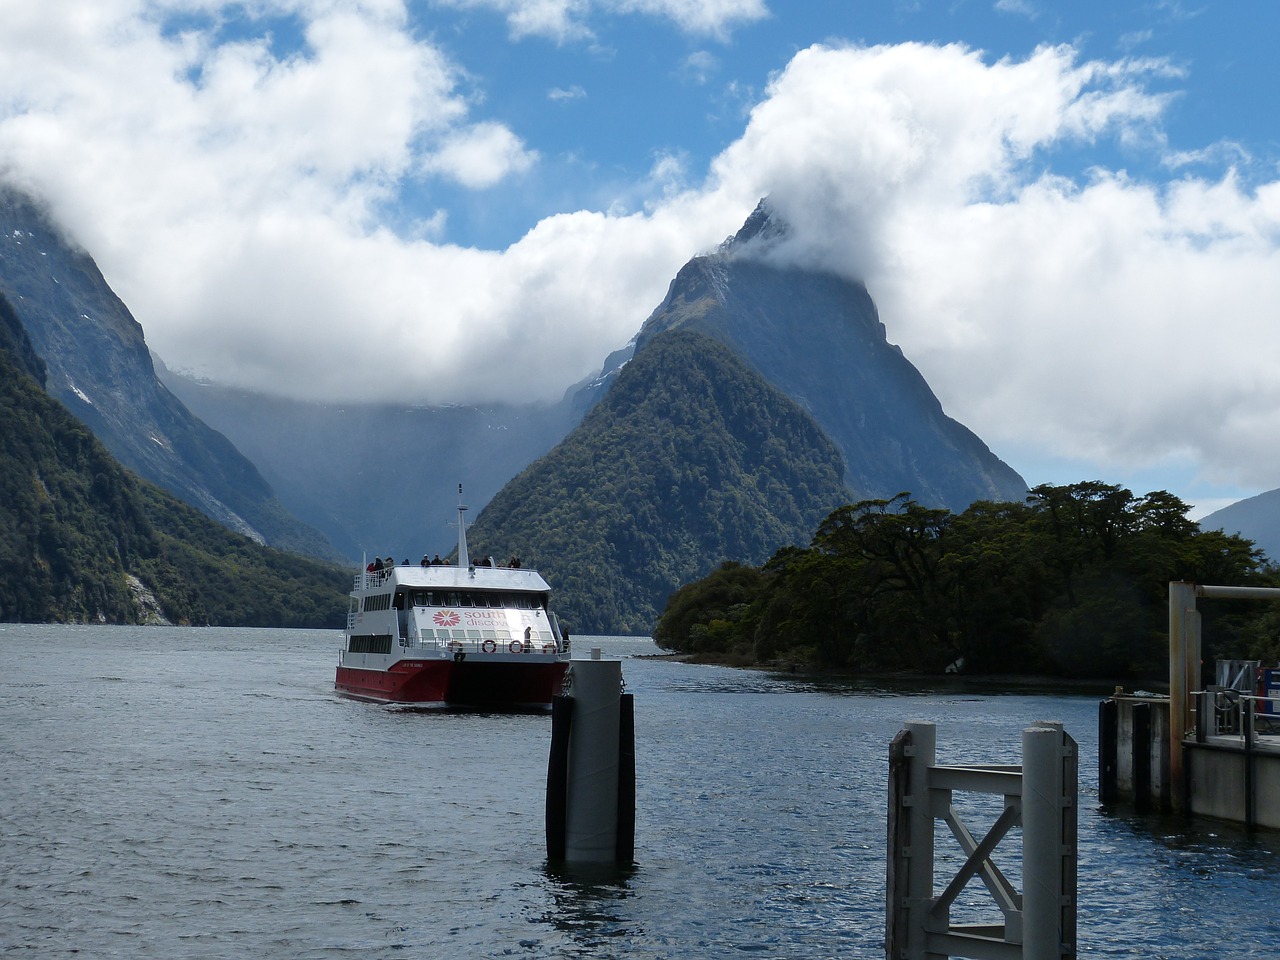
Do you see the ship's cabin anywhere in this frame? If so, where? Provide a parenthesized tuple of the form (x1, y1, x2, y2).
(390, 589, 549, 611)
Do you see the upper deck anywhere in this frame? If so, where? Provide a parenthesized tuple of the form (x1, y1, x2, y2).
(352, 561, 553, 597)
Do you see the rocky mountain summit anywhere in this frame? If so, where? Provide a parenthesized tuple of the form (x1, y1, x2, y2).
(635, 200, 1026, 510)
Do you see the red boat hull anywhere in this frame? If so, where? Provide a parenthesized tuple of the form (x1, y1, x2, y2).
(335, 659, 567, 707)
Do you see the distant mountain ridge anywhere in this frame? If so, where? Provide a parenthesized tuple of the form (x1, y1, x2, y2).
(0, 185, 340, 560)
(1201, 490, 1280, 563)
(159, 367, 580, 560)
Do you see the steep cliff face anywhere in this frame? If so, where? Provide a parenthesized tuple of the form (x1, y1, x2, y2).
(0, 185, 339, 560)
(636, 201, 1027, 512)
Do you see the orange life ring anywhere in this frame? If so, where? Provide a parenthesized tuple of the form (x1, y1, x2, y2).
(481, 639, 497, 653)
(509, 640, 523, 654)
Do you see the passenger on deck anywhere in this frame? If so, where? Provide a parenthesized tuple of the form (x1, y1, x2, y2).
(432, 554, 442, 565)
(421, 555, 430, 566)
(367, 559, 377, 574)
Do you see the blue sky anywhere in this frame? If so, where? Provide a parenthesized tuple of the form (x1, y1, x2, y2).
(2, 0, 1279, 518)
(423, 1, 1275, 249)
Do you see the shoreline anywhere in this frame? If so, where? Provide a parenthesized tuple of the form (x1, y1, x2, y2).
(632, 649, 1162, 694)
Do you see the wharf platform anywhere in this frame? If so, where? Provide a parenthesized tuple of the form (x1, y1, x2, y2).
(1099, 581, 1280, 830)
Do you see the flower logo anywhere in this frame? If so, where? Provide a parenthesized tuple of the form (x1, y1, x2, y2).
(433, 610, 460, 627)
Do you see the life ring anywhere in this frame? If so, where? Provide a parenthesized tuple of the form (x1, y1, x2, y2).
(509, 640, 524, 654)
(481, 639, 497, 653)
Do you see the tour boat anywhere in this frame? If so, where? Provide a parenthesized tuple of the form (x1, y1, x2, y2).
(335, 489, 570, 707)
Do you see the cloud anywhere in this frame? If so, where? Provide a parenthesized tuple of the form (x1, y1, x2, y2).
(548, 84, 587, 101)
(705, 42, 1280, 490)
(3, 5, 1280, 500)
(433, 0, 768, 42)
(993, 0, 1039, 19)
(421, 122, 538, 187)
(679, 50, 720, 85)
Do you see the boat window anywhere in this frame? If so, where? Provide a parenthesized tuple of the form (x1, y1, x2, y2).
(361, 593, 392, 613)
(348, 634, 392, 654)
(446, 593, 460, 606)
(413, 590, 434, 606)
(459, 593, 473, 606)
(466, 629, 481, 640)
(481, 629, 497, 639)
(393, 591, 406, 610)
(497, 630, 511, 641)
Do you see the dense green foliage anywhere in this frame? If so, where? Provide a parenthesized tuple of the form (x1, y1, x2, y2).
(0, 293, 349, 626)
(654, 482, 1277, 679)
(465, 329, 850, 634)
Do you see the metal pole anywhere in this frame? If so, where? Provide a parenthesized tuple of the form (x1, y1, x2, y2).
(1022, 726, 1064, 960)
(903, 722, 938, 960)
(1168, 582, 1195, 792)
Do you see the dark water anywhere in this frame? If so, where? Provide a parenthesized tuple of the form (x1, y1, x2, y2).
(2, 625, 1277, 958)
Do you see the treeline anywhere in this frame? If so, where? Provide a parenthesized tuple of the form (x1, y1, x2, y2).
(654, 484, 1279, 679)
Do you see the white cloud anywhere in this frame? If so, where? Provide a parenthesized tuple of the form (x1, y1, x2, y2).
(994, 0, 1039, 19)
(701, 42, 1280, 491)
(613, 0, 768, 39)
(421, 122, 538, 187)
(548, 84, 587, 101)
(680, 50, 720, 85)
(432, 0, 768, 42)
(3, 6, 1280, 501)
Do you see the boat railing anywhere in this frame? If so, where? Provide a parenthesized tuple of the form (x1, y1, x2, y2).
(354, 570, 396, 591)
(401, 633, 563, 656)
(1192, 688, 1280, 744)
(352, 564, 544, 592)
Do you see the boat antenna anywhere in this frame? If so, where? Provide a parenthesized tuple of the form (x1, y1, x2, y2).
(452, 483, 470, 568)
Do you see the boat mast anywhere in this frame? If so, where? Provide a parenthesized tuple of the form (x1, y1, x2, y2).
(454, 483, 470, 568)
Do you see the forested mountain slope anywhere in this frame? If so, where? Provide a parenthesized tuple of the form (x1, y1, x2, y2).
(0, 291, 348, 626)
(464, 329, 849, 634)
(0, 184, 339, 560)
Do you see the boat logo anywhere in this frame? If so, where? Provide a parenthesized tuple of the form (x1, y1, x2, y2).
(433, 610, 460, 627)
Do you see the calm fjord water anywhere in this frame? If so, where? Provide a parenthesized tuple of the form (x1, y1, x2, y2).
(2, 625, 1278, 958)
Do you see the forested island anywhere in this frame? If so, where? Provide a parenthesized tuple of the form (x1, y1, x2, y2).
(654, 483, 1280, 680)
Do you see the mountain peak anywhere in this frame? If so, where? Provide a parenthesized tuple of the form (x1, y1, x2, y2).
(721, 198, 789, 254)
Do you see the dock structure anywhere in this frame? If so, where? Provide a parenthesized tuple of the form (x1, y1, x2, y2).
(887, 721, 1077, 960)
(1099, 582, 1280, 829)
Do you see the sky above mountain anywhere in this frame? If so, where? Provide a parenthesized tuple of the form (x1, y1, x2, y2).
(1, 0, 1278, 517)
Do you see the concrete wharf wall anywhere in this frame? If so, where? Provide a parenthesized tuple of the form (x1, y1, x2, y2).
(1184, 739, 1280, 830)
(1100, 691, 1280, 829)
